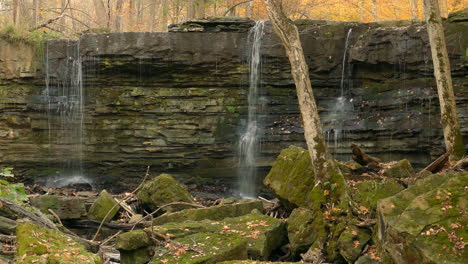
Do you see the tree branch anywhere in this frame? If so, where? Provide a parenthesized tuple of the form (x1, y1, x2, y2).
(223, 0, 253, 16)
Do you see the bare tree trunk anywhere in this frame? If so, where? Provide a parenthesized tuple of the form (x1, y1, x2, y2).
(12, 0, 19, 25)
(263, 0, 348, 261)
(136, 0, 143, 29)
(198, 0, 205, 19)
(68, 0, 78, 31)
(149, 0, 157, 31)
(158, 0, 169, 31)
(93, 0, 107, 27)
(114, 0, 125, 31)
(359, 0, 365, 21)
(372, 0, 378, 21)
(32, 0, 39, 26)
(410, 0, 419, 19)
(246, 0, 253, 18)
(423, 0, 465, 161)
(59, 0, 67, 32)
(188, 0, 195, 20)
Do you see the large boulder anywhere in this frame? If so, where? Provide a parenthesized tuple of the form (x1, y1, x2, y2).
(152, 200, 263, 225)
(375, 171, 468, 264)
(118, 213, 286, 262)
(30, 195, 87, 219)
(381, 159, 415, 178)
(16, 222, 102, 264)
(115, 230, 153, 264)
(87, 190, 120, 222)
(351, 179, 404, 211)
(137, 173, 195, 212)
(263, 146, 316, 209)
(337, 226, 371, 263)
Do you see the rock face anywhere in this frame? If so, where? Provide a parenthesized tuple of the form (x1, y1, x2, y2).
(375, 171, 468, 264)
(136, 173, 195, 212)
(0, 11, 467, 188)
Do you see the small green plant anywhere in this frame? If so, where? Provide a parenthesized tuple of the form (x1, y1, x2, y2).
(0, 24, 62, 57)
(0, 167, 28, 204)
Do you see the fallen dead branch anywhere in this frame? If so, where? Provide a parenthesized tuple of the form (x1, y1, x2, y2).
(132, 202, 206, 231)
(92, 166, 151, 241)
(0, 235, 15, 243)
(420, 152, 449, 174)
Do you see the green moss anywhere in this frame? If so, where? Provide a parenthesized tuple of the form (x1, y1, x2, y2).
(137, 173, 195, 212)
(150, 232, 248, 264)
(88, 190, 120, 222)
(115, 230, 152, 251)
(0, 24, 61, 57)
(352, 179, 404, 211)
(16, 222, 101, 264)
(153, 200, 263, 225)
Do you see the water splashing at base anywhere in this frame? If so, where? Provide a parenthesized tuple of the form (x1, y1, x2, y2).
(238, 20, 266, 198)
(42, 40, 90, 187)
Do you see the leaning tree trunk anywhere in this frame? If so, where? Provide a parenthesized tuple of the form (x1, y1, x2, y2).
(263, 1, 349, 261)
(423, 0, 465, 161)
(372, 0, 378, 21)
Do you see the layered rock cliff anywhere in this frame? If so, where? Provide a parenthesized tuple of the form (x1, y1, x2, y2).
(0, 10, 466, 189)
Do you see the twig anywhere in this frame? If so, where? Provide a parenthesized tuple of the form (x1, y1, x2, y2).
(100, 231, 122, 246)
(48, 209, 64, 226)
(131, 202, 205, 231)
(92, 166, 151, 241)
(258, 196, 276, 204)
(0, 249, 15, 255)
(30, 0, 69, 31)
(223, 0, 253, 16)
(0, 235, 16, 243)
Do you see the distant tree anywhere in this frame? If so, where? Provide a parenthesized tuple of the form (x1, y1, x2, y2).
(188, 0, 195, 19)
(372, 0, 378, 21)
(410, 0, 419, 19)
(423, 0, 465, 161)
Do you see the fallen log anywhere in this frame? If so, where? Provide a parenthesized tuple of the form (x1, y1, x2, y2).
(351, 144, 381, 166)
(420, 152, 449, 174)
(453, 157, 468, 171)
(0, 197, 99, 253)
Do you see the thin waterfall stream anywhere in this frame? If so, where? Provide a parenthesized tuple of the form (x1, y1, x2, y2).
(329, 28, 354, 152)
(43, 40, 89, 187)
(238, 20, 266, 198)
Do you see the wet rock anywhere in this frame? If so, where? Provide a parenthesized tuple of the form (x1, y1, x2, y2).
(351, 179, 404, 211)
(263, 146, 315, 209)
(382, 159, 415, 178)
(16, 222, 102, 264)
(337, 226, 371, 262)
(375, 171, 468, 263)
(137, 173, 195, 212)
(152, 200, 262, 225)
(87, 190, 120, 222)
(30, 195, 87, 219)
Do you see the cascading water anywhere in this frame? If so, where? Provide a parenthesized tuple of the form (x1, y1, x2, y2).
(43, 40, 89, 187)
(329, 28, 354, 152)
(238, 20, 266, 198)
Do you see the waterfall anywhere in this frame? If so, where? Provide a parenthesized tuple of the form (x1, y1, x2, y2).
(329, 28, 354, 152)
(43, 40, 89, 187)
(238, 20, 266, 198)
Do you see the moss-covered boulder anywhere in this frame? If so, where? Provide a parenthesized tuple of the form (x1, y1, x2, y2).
(375, 171, 468, 263)
(30, 195, 87, 219)
(88, 190, 120, 222)
(382, 159, 414, 178)
(153, 200, 263, 225)
(337, 226, 371, 262)
(151, 232, 247, 264)
(287, 207, 326, 256)
(351, 179, 404, 211)
(154, 213, 287, 260)
(218, 261, 302, 264)
(137, 173, 195, 212)
(263, 146, 315, 209)
(115, 230, 153, 264)
(16, 222, 102, 264)
(118, 213, 286, 262)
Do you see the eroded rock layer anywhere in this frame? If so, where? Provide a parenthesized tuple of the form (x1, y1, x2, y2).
(0, 11, 467, 188)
